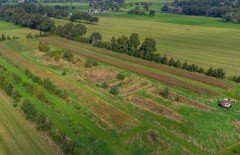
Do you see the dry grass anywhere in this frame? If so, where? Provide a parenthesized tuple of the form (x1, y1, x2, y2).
(126, 95, 183, 122)
(149, 88, 211, 111)
(119, 79, 149, 96)
(82, 68, 117, 83)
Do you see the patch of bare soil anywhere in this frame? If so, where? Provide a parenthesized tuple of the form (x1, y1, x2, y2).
(39, 54, 83, 70)
(127, 95, 183, 122)
(149, 88, 211, 111)
(120, 79, 149, 95)
(82, 68, 117, 83)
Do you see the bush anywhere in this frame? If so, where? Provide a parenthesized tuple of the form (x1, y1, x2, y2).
(110, 86, 118, 95)
(38, 41, 50, 53)
(101, 82, 108, 89)
(13, 73, 22, 84)
(85, 59, 98, 68)
(117, 72, 125, 80)
(62, 70, 67, 76)
(63, 50, 74, 62)
(162, 87, 169, 99)
(21, 100, 36, 120)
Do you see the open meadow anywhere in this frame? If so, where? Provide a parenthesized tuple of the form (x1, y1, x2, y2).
(54, 12, 240, 76)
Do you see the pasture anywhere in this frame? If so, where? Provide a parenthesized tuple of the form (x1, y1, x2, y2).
(0, 21, 38, 38)
(54, 12, 240, 76)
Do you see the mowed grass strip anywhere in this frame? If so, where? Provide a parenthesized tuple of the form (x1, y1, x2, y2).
(126, 95, 183, 122)
(47, 37, 233, 89)
(0, 45, 138, 131)
(0, 90, 60, 155)
(41, 37, 218, 95)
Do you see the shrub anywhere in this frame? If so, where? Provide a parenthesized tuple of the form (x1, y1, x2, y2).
(12, 91, 21, 102)
(38, 41, 50, 53)
(62, 70, 67, 76)
(13, 73, 22, 84)
(21, 100, 36, 120)
(117, 72, 125, 80)
(101, 82, 108, 89)
(85, 59, 98, 68)
(63, 50, 74, 62)
(110, 86, 118, 95)
(162, 87, 169, 99)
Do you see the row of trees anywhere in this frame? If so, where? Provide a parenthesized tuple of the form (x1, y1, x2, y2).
(51, 22, 229, 79)
(70, 12, 99, 24)
(55, 22, 87, 40)
(162, 0, 240, 23)
(128, 7, 156, 16)
(0, 5, 55, 32)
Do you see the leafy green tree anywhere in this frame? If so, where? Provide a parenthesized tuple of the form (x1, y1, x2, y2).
(117, 72, 125, 80)
(74, 24, 87, 36)
(139, 38, 156, 57)
(129, 33, 140, 49)
(90, 32, 102, 44)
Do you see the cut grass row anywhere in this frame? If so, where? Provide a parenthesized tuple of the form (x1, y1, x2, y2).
(41, 37, 219, 95)
(49, 37, 233, 89)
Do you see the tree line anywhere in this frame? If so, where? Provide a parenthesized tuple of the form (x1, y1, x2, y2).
(162, 0, 240, 23)
(70, 12, 99, 24)
(0, 5, 55, 32)
(89, 0, 125, 12)
(51, 23, 228, 79)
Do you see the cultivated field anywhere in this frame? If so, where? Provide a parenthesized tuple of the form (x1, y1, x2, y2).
(54, 12, 240, 76)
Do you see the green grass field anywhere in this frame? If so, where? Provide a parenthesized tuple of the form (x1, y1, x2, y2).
(54, 12, 240, 76)
(0, 21, 38, 38)
(0, 91, 59, 155)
